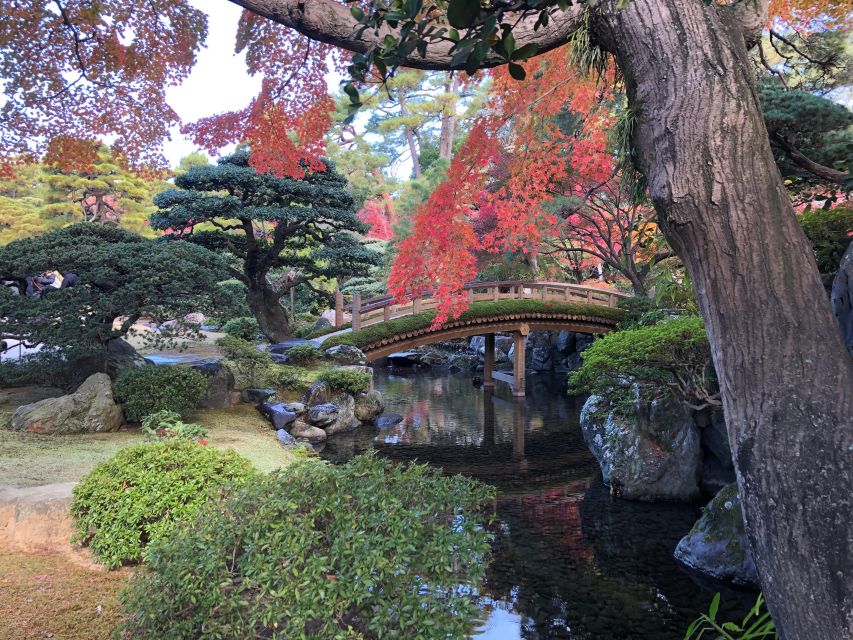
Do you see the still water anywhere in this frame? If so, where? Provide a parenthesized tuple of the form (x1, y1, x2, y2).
(320, 367, 755, 640)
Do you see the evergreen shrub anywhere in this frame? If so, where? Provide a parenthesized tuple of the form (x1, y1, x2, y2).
(114, 366, 207, 422)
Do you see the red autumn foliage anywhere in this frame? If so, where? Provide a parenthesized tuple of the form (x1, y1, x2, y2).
(357, 198, 396, 241)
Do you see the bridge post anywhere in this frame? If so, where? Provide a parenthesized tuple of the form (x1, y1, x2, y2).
(334, 289, 343, 328)
(352, 292, 361, 331)
(512, 330, 526, 397)
(483, 333, 495, 388)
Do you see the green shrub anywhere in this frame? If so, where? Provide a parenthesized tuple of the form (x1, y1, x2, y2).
(210, 279, 251, 324)
(221, 316, 261, 341)
(267, 364, 314, 391)
(70, 440, 256, 569)
(284, 342, 323, 364)
(0, 353, 80, 390)
(141, 410, 208, 442)
(799, 207, 853, 284)
(569, 316, 717, 412)
(317, 367, 372, 395)
(685, 593, 776, 639)
(118, 454, 494, 639)
(114, 366, 207, 422)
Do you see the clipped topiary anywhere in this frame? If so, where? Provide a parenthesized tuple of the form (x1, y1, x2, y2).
(71, 440, 257, 569)
(118, 454, 494, 639)
(114, 366, 207, 422)
(221, 316, 261, 341)
(316, 367, 372, 395)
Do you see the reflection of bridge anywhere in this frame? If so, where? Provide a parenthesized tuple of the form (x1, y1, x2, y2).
(332, 281, 628, 397)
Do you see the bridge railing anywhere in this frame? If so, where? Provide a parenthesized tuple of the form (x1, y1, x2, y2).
(334, 281, 629, 331)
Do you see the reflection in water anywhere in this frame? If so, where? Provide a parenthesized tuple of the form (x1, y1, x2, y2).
(320, 368, 756, 639)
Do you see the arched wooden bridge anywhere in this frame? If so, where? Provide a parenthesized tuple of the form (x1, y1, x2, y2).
(330, 281, 628, 397)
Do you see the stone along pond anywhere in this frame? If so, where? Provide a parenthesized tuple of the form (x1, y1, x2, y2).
(319, 367, 757, 640)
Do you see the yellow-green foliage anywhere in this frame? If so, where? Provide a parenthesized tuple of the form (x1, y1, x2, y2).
(70, 440, 257, 569)
(118, 454, 495, 638)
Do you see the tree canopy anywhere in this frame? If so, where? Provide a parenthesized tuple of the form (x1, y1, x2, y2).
(151, 149, 381, 340)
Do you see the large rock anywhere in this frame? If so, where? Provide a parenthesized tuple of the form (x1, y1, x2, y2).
(312, 394, 360, 436)
(354, 390, 384, 424)
(242, 388, 276, 405)
(11, 373, 123, 434)
(525, 331, 553, 372)
(268, 339, 311, 355)
(259, 402, 297, 430)
(674, 483, 758, 586)
(305, 381, 332, 406)
(290, 420, 327, 443)
(831, 242, 853, 355)
(190, 361, 235, 409)
(580, 392, 702, 501)
(105, 338, 150, 380)
(387, 351, 423, 366)
(325, 344, 367, 365)
(376, 413, 404, 428)
(276, 428, 296, 447)
(555, 331, 576, 355)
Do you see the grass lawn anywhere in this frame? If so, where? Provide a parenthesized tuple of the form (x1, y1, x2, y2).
(0, 552, 130, 640)
(0, 403, 294, 488)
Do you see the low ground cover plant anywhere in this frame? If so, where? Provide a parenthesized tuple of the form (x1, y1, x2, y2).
(114, 366, 207, 422)
(118, 454, 494, 639)
(284, 342, 323, 364)
(71, 440, 257, 569)
(141, 410, 208, 442)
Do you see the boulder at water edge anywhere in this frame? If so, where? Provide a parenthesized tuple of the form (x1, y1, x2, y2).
(325, 344, 367, 365)
(580, 393, 702, 501)
(354, 390, 384, 424)
(290, 420, 327, 443)
(10, 373, 123, 434)
(307, 394, 360, 436)
(105, 338, 151, 380)
(260, 402, 297, 430)
(674, 483, 758, 586)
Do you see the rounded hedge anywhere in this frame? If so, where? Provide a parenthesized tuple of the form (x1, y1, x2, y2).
(118, 454, 494, 639)
(221, 316, 261, 341)
(114, 366, 207, 422)
(71, 440, 257, 569)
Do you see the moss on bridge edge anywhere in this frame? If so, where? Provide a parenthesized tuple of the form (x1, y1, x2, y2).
(321, 300, 626, 351)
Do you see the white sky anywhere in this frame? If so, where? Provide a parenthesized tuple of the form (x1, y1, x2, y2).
(162, 0, 345, 169)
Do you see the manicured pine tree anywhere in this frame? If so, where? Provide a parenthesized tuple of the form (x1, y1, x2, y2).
(151, 149, 381, 341)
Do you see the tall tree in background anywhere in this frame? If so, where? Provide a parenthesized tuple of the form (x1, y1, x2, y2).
(151, 150, 381, 341)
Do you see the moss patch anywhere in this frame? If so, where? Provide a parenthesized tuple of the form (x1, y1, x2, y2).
(0, 552, 129, 640)
(0, 402, 294, 488)
(323, 300, 625, 350)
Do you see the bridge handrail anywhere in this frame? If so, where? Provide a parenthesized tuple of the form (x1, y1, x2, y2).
(334, 280, 629, 331)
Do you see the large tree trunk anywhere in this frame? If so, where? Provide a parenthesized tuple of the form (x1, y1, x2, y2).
(595, 1, 853, 637)
(246, 284, 290, 342)
(439, 74, 458, 160)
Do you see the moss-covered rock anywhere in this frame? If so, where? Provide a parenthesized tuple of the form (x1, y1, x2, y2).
(674, 483, 758, 586)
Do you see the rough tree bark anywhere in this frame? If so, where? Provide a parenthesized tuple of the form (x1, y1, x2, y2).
(593, 1, 853, 637)
(226, 0, 853, 636)
(246, 282, 290, 343)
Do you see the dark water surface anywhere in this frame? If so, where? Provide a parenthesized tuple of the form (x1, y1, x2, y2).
(320, 368, 755, 640)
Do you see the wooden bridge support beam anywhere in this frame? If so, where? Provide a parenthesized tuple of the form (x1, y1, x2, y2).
(352, 293, 362, 331)
(512, 330, 527, 397)
(334, 289, 343, 328)
(483, 333, 495, 388)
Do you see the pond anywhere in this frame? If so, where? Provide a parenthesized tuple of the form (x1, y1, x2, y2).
(320, 367, 757, 640)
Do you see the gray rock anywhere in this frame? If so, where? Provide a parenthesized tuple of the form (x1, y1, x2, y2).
(276, 428, 296, 447)
(242, 388, 276, 405)
(305, 381, 332, 406)
(306, 402, 339, 428)
(290, 420, 327, 443)
(376, 413, 404, 428)
(387, 352, 423, 366)
(560, 351, 583, 373)
(259, 402, 297, 430)
(526, 331, 553, 372)
(574, 333, 596, 353)
(449, 353, 479, 371)
(555, 331, 576, 355)
(283, 402, 306, 415)
(11, 373, 123, 434)
(674, 483, 758, 586)
(325, 344, 367, 365)
(191, 361, 235, 409)
(105, 339, 150, 380)
(321, 394, 361, 436)
(314, 316, 332, 330)
(831, 242, 853, 355)
(354, 390, 384, 424)
(580, 392, 702, 501)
